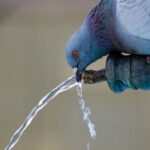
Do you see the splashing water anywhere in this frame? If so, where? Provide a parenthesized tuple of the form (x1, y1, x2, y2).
(4, 76, 96, 150)
(76, 82, 96, 150)
(76, 82, 96, 140)
(4, 76, 77, 150)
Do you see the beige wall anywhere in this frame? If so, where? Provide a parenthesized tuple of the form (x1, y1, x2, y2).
(0, 0, 150, 150)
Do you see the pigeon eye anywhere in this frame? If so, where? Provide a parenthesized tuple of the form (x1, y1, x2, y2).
(72, 50, 79, 58)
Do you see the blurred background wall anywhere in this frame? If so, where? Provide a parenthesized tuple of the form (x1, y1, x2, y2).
(0, 0, 150, 150)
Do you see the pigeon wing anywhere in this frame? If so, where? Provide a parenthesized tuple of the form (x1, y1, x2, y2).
(116, 0, 150, 40)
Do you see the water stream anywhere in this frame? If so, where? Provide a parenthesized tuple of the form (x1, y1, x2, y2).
(77, 82, 96, 150)
(4, 76, 96, 150)
(77, 82, 96, 140)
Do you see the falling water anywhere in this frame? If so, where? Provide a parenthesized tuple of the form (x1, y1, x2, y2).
(4, 76, 77, 150)
(4, 76, 96, 150)
(76, 82, 96, 139)
(76, 82, 96, 150)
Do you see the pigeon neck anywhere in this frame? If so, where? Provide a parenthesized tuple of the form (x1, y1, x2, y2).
(86, 0, 114, 54)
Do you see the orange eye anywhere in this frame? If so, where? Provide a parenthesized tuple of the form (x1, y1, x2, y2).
(72, 50, 79, 58)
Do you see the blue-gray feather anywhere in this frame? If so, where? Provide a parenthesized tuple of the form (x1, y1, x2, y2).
(65, 0, 150, 73)
(113, 0, 150, 54)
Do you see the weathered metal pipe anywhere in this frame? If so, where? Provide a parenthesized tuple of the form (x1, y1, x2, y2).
(83, 53, 150, 92)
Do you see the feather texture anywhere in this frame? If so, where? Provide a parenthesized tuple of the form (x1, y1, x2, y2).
(65, 0, 150, 72)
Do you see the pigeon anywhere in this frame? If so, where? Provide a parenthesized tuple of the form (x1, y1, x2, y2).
(65, 0, 150, 81)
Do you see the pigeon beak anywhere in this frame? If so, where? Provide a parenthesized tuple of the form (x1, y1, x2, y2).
(73, 67, 83, 82)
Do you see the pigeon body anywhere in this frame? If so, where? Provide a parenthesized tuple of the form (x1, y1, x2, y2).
(112, 0, 150, 54)
(65, 0, 150, 80)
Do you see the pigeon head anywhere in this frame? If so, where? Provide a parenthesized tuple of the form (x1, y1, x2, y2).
(66, 0, 114, 81)
(66, 22, 106, 82)
(65, 2, 114, 82)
